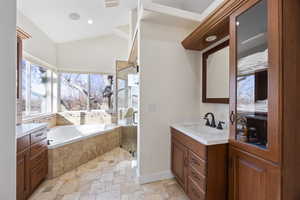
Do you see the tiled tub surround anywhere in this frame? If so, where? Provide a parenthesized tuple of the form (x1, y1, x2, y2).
(56, 111, 113, 126)
(23, 114, 57, 128)
(21, 111, 115, 128)
(48, 125, 121, 178)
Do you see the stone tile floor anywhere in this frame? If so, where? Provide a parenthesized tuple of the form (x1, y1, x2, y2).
(29, 148, 189, 200)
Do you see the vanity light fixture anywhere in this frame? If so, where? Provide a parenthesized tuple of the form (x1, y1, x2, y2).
(205, 35, 218, 42)
(88, 19, 94, 24)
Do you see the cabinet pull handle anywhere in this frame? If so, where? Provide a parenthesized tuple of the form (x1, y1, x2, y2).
(35, 133, 44, 137)
(192, 171, 201, 181)
(191, 158, 199, 165)
(230, 111, 235, 125)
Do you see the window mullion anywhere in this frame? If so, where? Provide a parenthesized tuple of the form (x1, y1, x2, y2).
(26, 63, 31, 115)
(88, 73, 91, 111)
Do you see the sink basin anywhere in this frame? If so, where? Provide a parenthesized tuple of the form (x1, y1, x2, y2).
(172, 122, 229, 145)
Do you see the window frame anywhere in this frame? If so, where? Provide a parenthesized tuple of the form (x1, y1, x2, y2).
(22, 60, 54, 117)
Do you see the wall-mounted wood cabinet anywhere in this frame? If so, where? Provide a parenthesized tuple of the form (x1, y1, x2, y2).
(171, 128, 228, 200)
(228, 0, 300, 199)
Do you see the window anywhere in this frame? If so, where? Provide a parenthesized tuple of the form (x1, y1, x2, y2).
(22, 60, 53, 116)
(60, 73, 113, 111)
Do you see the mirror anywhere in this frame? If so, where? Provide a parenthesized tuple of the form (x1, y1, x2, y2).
(202, 40, 229, 104)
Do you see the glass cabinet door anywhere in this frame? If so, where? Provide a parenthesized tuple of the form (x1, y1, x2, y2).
(235, 0, 268, 149)
(230, 0, 281, 164)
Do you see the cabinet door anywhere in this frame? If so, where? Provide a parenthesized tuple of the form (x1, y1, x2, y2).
(171, 138, 188, 190)
(229, 147, 280, 200)
(229, 0, 281, 163)
(17, 150, 30, 200)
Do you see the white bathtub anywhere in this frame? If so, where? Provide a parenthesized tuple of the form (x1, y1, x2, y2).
(48, 124, 119, 149)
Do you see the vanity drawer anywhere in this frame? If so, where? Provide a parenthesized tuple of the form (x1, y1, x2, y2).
(30, 129, 47, 145)
(17, 135, 30, 153)
(189, 151, 206, 175)
(189, 165, 206, 191)
(188, 177, 205, 200)
(30, 149, 47, 169)
(30, 159, 47, 191)
(30, 140, 47, 158)
(171, 128, 206, 160)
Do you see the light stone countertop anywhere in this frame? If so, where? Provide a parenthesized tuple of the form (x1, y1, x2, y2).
(16, 123, 48, 139)
(171, 122, 229, 146)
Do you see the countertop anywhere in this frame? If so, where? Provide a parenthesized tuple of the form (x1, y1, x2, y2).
(16, 123, 48, 139)
(171, 123, 229, 146)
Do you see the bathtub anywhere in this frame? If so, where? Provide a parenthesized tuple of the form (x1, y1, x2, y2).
(48, 124, 118, 149)
(47, 124, 121, 178)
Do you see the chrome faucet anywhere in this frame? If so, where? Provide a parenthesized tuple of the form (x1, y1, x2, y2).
(204, 112, 216, 128)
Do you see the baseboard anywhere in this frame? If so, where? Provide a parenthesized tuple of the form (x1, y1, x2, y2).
(138, 170, 174, 184)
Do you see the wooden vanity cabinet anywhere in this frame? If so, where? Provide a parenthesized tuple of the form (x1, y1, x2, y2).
(171, 139, 188, 190)
(17, 136, 31, 200)
(171, 128, 228, 200)
(17, 127, 48, 200)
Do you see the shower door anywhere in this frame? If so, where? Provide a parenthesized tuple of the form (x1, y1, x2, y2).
(116, 61, 139, 156)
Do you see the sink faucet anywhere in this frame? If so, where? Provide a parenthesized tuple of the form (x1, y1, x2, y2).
(204, 112, 216, 128)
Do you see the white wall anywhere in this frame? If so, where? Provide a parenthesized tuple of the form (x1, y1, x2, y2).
(0, 0, 16, 199)
(138, 20, 200, 182)
(56, 35, 128, 74)
(17, 11, 57, 67)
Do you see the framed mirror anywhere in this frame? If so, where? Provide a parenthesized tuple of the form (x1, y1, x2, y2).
(202, 40, 229, 104)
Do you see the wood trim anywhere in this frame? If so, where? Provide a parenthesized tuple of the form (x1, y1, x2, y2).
(202, 40, 229, 104)
(182, 0, 249, 51)
(17, 27, 31, 40)
(17, 37, 22, 99)
(229, 0, 281, 163)
(116, 60, 135, 72)
(206, 144, 228, 200)
(281, 0, 300, 199)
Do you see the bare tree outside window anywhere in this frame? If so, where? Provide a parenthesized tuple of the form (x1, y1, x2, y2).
(60, 73, 113, 111)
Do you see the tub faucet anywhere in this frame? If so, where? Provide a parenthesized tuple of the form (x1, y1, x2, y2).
(204, 112, 216, 128)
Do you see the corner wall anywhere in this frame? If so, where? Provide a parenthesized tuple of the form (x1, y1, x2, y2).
(138, 20, 200, 183)
(56, 35, 128, 74)
(0, 0, 16, 199)
(17, 11, 57, 67)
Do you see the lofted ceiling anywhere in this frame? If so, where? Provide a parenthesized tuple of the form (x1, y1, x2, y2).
(152, 0, 215, 14)
(17, 0, 137, 43)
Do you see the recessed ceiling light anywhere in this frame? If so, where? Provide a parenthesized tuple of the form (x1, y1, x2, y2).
(88, 19, 94, 25)
(69, 12, 80, 21)
(205, 35, 217, 42)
